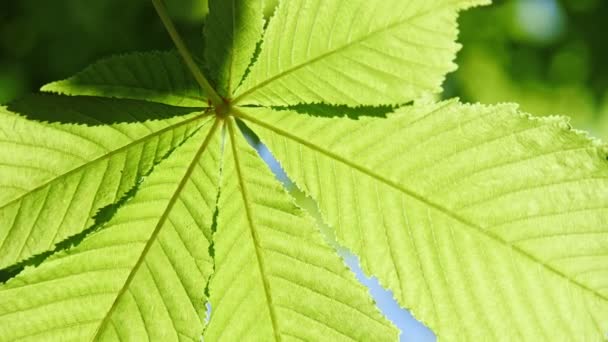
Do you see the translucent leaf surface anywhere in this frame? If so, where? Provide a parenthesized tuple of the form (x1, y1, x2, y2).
(0, 120, 222, 341)
(0, 98, 208, 269)
(237, 102, 608, 340)
(234, 0, 489, 106)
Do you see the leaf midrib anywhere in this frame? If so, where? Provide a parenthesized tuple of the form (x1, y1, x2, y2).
(226, 119, 282, 341)
(235, 108, 608, 305)
(227, 0, 236, 96)
(233, 1, 462, 104)
(43, 83, 207, 105)
(90, 118, 221, 341)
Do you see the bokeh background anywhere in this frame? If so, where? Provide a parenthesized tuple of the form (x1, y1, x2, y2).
(1, 0, 607, 340)
(446, 0, 608, 140)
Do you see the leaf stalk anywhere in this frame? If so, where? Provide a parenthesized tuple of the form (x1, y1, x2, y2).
(151, 0, 224, 107)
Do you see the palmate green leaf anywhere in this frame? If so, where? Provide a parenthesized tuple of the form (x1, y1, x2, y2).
(204, 119, 397, 341)
(235, 102, 608, 340)
(0, 96, 207, 270)
(233, 0, 489, 106)
(42, 51, 207, 107)
(0, 121, 221, 341)
(2, 0, 608, 340)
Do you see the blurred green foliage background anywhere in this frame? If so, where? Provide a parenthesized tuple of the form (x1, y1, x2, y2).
(445, 0, 608, 138)
(1, 0, 607, 138)
(0, 0, 208, 103)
